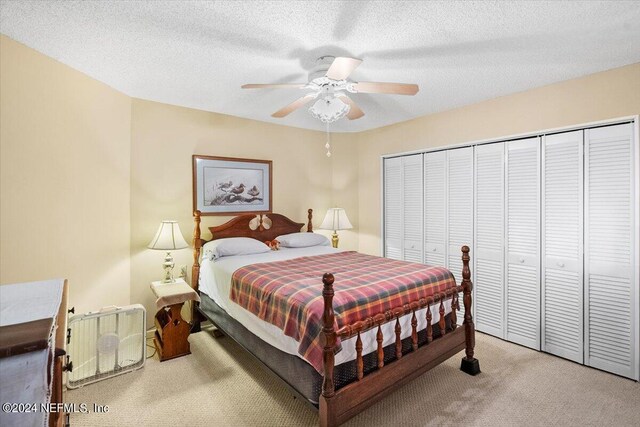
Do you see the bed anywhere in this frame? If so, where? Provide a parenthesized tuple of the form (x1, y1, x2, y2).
(191, 209, 479, 427)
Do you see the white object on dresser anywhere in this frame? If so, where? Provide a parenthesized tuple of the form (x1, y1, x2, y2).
(0, 279, 66, 427)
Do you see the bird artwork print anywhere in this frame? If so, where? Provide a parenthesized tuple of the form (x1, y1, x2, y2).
(217, 181, 233, 191)
(247, 185, 260, 197)
(230, 183, 246, 194)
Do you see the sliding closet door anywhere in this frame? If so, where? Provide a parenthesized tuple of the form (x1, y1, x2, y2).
(506, 137, 541, 350)
(585, 123, 638, 380)
(542, 131, 584, 363)
(384, 157, 403, 260)
(474, 143, 505, 338)
(402, 154, 424, 263)
(447, 147, 474, 281)
(424, 151, 446, 267)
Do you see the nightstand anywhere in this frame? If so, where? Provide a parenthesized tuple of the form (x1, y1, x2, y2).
(150, 278, 200, 362)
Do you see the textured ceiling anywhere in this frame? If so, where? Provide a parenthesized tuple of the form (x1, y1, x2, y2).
(1, 1, 640, 132)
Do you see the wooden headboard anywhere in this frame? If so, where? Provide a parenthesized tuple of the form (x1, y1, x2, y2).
(191, 209, 313, 292)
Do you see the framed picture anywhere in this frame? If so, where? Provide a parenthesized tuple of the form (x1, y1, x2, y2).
(192, 155, 272, 216)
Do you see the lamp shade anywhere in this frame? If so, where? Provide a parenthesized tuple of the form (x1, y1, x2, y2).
(319, 208, 353, 231)
(147, 221, 189, 250)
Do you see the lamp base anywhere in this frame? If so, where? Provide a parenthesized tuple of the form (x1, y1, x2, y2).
(331, 231, 339, 248)
(162, 251, 175, 283)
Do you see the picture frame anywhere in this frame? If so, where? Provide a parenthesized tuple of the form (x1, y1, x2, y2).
(192, 155, 272, 216)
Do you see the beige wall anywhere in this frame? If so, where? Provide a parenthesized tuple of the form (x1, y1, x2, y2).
(356, 62, 640, 256)
(0, 36, 132, 313)
(327, 132, 359, 250)
(130, 99, 359, 322)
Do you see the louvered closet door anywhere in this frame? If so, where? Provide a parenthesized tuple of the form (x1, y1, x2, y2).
(585, 123, 638, 380)
(384, 157, 403, 260)
(402, 155, 424, 263)
(447, 148, 474, 324)
(542, 131, 583, 363)
(506, 137, 541, 350)
(474, 143, 505, 338)
(447, 147, 474, 281)
(424, 151, 447, 267)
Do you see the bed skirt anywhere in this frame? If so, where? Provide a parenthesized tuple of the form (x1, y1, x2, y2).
(198, 293, 452, 406)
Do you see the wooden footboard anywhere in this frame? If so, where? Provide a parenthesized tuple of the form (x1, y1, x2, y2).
(319, 246, 480, 427)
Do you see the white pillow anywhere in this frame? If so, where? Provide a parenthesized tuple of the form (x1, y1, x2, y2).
(203, 237, 270, 260)
(276, 232, 330, 248)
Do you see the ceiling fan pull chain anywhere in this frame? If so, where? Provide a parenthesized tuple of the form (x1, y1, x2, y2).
(325, 122, 331, 157)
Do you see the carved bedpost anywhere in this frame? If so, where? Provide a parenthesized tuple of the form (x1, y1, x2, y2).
(319, 272, 337, 427)
(460, 245, 480, 375)
(307, 208, 313, 232)
(192, 210, 202, 290)
(321, 273, 336, 398)
(191, 210, 202, 332)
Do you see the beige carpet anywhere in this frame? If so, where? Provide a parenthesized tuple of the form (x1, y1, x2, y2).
(67, 326, 640, 426)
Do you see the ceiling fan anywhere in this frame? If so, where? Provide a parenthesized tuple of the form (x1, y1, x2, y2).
(241, 56, 419, 122)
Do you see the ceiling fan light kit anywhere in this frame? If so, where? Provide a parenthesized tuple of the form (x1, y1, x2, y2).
(309, 96, 350, 124)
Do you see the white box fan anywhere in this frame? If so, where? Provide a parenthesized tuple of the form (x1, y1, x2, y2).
(66, 304, 146, 389)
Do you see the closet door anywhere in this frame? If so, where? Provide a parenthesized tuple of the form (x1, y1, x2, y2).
(424, 151, 447, 267)
(585, 123, 638, 380)
(447, 147, 474, 281)
(384, 157, 403, 260)
(447, 148, 474, 324)
(506, 137, 541, 350)
(402, 155, 424, 263)
(474, 143, 505, 338)
(542, 131, 584, 363)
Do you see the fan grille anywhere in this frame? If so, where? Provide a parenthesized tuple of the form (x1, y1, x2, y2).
(66, 305, 146, 389)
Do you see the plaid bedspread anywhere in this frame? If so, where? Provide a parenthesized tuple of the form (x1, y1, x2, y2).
(230, 251, 456, 372)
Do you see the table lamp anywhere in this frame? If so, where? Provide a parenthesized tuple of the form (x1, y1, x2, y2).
(148, 220, 189, 283)
(319, 208, 353, 248)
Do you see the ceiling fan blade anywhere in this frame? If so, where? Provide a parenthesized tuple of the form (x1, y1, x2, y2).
(271, 95, 315, 118)
(326, 57, 362, 80)
(353, 81, 419, 95)
(339, 96, 365, 120)
(242, 83, 306, 89)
